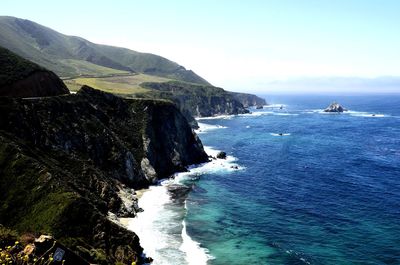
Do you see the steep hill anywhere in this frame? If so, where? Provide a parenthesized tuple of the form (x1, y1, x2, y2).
(0, 86, 208, 264)
(0, 46, 69, 97)
(0, 16, 209, 84)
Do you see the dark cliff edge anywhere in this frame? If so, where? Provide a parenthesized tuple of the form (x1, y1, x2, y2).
(230, 92, 267, 107)
(0, 86, 208, 264)
(0, 46, 70, 97)
(139, 81, 252, 127)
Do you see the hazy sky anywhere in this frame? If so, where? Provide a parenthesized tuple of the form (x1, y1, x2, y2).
(2, 0, 400, 92)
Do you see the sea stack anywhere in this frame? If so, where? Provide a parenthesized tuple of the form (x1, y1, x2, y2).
(324, 102, 348, 112)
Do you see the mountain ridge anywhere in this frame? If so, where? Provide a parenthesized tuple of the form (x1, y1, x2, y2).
(0, 16, 210, 84)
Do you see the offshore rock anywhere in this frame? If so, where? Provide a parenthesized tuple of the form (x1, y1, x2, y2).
(324, 102, 348, 112)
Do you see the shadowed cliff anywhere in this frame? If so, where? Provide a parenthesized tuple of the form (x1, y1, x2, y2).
(0, 86, 208, 264)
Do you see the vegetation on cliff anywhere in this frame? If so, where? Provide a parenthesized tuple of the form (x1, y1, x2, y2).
(136, 81, 249, 125)
(66, 77, 266, 127)
(0, 46, 44, 86)
(231, 91, 267, 107)
(0, 46, 69, 97)
(0, 86, 208, 264)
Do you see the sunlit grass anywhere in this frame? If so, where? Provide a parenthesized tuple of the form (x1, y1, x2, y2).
(60, 59, 130, 77)
(64, 73, 173, 95)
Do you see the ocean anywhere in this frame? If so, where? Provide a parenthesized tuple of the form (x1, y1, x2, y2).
(128, 94, 400, 265)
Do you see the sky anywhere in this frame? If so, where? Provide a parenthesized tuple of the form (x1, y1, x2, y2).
(2, 0, 400, 93)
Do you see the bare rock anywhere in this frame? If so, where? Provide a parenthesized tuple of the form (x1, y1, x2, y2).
(324, 102, 348, 112)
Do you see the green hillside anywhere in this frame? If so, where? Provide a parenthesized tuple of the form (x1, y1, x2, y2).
(0, 45, 70, 97)
(0, 16, 209, 84)
(64, 73, 172, 95)
(0, 46, 44, 87)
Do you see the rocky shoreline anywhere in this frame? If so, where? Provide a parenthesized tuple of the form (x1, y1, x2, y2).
(0, 45, 266, 264)
(0, 86, 209, 264)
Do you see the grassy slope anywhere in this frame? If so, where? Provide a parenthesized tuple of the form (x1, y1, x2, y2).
(0, 16, 209, 84)
(64, 73, 172, 95)
(60, 59, 130, 77)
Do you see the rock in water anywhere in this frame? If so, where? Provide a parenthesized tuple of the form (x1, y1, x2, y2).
(256, 105, 263, 109)
(168, 184, 192, 204)
(324, 102, 347, 112)
(216, 151, 227, 159)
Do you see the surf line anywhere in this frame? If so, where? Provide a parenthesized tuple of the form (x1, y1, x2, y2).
(127, 122, 241, 264)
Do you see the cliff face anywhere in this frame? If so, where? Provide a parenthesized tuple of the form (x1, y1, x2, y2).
(0, 86, 208, 264)
(0, 46, 69, 97)
(140, 81, 250, 122)
(231, 92, 267, 107)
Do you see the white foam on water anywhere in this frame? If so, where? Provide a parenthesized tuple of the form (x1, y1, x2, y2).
(195, 106, 297, 122)
(128, 182, 188, 265)
(262, 104, 287, 108)
(303, 109, 324, 113)
(347, 111, 387, 118)
(238, 112, 272, 117)
(179, 220, 211, 265)
(304, 109, 388, 118)
(128, 142, 243, 265)
(173, 147, 244, 183)
(179, 201, 214, 265)
(195, 122, 227, 134)
(270, 133, 291, 136)
(196, 114, 234, 120)
(273, 113, 299, 116)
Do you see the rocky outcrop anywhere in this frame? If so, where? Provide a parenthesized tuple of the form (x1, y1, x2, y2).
(140, 81, 250, 123)
(0, 46, 69, 98)
(324, 102, 348, 112)
(0, 86, 208, 264)
(216, 151, 227, 159)
(230, 92, 267, 108)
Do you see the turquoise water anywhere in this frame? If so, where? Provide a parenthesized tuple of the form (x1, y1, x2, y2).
(184, 95, 400, 265)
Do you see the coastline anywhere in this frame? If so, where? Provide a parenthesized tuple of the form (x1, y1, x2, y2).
(123, 121, 243, 264)
(108, 97, 400, 264)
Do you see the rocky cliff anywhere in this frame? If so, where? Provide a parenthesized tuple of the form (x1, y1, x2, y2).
(324, 102, 347, 112)
(0, 86, 208, 264)
(140, 81, 250, 126)
(0, 46, 69, 97)
(231, 92, 267, 107)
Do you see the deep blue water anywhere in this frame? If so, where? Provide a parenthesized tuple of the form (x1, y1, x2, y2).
(186, 95, 400, 265)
